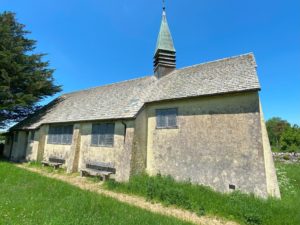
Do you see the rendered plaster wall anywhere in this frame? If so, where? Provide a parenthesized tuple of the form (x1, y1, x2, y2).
(146, 91, 271, 198)
(42, 125, 72, 168)
(78, 120, 134, 182)
(25, 130, 40, 161)
(260, 103, 281, 198)
(66, 123, 81, 173)
(3, 136, 12, 158)
(10, 131, 28, 161)
(130, 109, 148, 175)
(36, 125, 48, 162)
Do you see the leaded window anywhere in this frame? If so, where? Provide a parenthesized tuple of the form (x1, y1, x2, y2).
(91, 123, 115, 147)
(48, 125, 73, 145)
(156, 108, 178, 128)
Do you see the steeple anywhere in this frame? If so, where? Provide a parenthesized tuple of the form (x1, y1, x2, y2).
(154, 3, 176, 78)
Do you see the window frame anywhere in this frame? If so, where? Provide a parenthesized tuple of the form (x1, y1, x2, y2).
(91, 123, 115, 147)
(156, 108, 178, 129)
(47, 125, 73, 145)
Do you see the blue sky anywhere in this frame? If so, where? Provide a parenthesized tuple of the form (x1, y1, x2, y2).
(2, 0, 300, 125)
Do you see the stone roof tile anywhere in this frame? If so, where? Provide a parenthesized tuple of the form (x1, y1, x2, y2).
(13, 53, 260, 130)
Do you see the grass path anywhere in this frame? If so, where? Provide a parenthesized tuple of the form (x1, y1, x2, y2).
(17, 163, 238, 225)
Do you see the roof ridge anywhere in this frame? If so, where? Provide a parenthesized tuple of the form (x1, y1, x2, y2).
(63, 75, 153, 96)
(175, 52, 255, 72)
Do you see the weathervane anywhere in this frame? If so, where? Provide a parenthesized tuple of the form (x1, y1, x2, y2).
(162, 0, 166, 11)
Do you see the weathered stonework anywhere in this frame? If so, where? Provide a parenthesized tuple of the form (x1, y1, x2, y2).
(37, 125, 48, 162)
(146, 92, 277, 198)
(130, 109, 148, 175)
(259, 104, 281, 197)
(9, 131, 27, 161)
(273, 152, 300, 163)
(3, 11, 278, 198)
(25, 130, 39, 161)
(67, 124, 81, 173)
(5, 91, 280, 198)
(78, 121, 134, 182)
(3, 137, 12, 158)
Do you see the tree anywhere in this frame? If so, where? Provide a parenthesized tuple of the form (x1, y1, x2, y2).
(266, 117, 290, 148)
(0, 132, 5, 142)
(0, 11, 61, 128)
(280, 125, 300, 152)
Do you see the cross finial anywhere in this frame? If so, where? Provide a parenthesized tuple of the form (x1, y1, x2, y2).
(162, 0, 166, 11)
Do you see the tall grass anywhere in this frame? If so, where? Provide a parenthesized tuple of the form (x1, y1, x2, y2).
(105, 162, 300, 225)
(0, 161, 192, 225)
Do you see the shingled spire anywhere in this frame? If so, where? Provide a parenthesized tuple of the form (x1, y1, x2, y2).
(154, 4, 176, 78)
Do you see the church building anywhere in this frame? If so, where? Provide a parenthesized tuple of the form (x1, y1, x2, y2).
(4, 7, 280, 198)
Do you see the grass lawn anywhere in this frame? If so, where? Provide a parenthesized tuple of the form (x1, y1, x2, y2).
(0, 161, 192, 225)
(105, 162, 300, 225)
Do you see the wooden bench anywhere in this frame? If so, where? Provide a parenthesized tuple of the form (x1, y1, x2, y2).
(80, 162, 116, 181)
(42, 157, 65, 169)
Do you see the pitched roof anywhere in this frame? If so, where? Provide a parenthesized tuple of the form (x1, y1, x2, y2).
(155, 10, 176, 53)
(13, 53, 260, 130)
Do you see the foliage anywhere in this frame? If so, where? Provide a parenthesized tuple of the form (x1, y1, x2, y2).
(266, 117, 290, 148)
(280, 125, 300, 152)
(0, 132, 5, 142)
(0, 12, 61, 128)
(0, 161, 191, 225)
(105, 162, 300, 225)
(266, 117, 300, 152)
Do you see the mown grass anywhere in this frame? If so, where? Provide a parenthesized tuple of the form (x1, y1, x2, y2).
(105, 162, 300, 225)
(0, 161, 192, 225)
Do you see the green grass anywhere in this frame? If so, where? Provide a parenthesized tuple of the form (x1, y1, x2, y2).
(104, 162, 300, 225)
(0, 161, 192, 225)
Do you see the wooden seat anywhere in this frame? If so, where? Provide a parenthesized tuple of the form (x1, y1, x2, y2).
(42, 157, 65, 169)
(80, 161, 116, 181)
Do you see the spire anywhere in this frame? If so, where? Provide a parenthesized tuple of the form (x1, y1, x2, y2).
(154, 3, 176, 78)
(155, 9, 175, 53)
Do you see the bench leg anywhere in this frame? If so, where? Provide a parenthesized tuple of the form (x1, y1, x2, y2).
(80, 171, 84, 177)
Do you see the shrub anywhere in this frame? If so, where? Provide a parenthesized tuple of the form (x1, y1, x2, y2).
(283, 155, 290, 160)
(104, 164, 300, 225)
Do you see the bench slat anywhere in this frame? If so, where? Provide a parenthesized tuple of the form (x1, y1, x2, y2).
(49, 157, 65, 164)
(80, 162, 116, 181)
(86, 163, 116, 174)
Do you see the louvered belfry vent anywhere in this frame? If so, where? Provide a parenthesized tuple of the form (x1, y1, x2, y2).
(154, 9, 176, 78)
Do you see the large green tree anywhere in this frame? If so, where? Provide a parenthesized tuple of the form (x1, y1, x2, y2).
(0, 11, 61, 128)
(280, 125, 300, 152)
(266, 117, 290, 148)
(266, 117, 300, 152)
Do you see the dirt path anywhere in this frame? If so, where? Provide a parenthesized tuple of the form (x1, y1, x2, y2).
(17, 164, 239, 225)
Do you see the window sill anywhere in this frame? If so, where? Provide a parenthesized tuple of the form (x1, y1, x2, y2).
(90, 145, 114, 148)
(156, 126, 179, 130)
(47, 143, 72, 146)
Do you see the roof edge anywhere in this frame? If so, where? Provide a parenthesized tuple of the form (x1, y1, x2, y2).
(175, 52, 256, 72)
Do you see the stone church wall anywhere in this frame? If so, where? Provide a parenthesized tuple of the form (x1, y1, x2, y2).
(43, 130, 72, 167)
(130, 108, 148, 175)
(9, 131, 27, 161)
(145, 91, 278, 198)
(78, 120, 134, 182)
(4, 119, 135, 182)
(4, 90, 279, 198)
(25, 130, 40, 161)
(3, 137, 12, 158)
